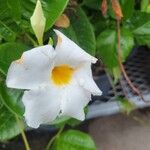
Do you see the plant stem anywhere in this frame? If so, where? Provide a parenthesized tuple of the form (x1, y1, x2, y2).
(120, 78, 129, 99)
(15, 115, 31, 150)
(25, 33, 38, 47)
(45, 126, 65, 150)
(116, 20, 146, 102)
(105, 70, 117, 96)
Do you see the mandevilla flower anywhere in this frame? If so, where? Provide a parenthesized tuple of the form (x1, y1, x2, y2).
(6, 30, 102, 128)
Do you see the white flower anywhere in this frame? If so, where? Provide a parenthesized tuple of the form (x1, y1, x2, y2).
(6, 30, 102, 128)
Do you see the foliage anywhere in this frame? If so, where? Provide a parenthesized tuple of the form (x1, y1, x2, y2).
(117, 97, 135, 115)
(52, 130, 96, 150)
(0, 105, 21, 141)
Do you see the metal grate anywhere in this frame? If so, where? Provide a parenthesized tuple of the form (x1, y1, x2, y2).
(87, 47, 150, 119)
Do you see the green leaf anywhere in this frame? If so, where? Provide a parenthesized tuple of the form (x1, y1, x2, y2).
(0, 42, 26, 117)
(117, 97, 135, 115)
(0, 42, 28, 75)
(134, 35, 150, 45)
(121, 28, 134, 61)
(0, 0, 11, 20)
(130, 11, 150, 45)
(0, 20, 16, 42)
(62, 7, 96, 55)
(7, 0, 22, 21)
(120, 0, 134, 20)
(96, 29, 118, 72)
(96, 28, 134, 79)
(0, 0, 21, 35)
(83, 0, 100, 10)
(112, 66, 121, 84)
(146, 5, 150, 13)
(0, 82, 24, 117)
(141, 0, 149, 12)
(53, 130, 96, 150)
(52, 106, 88, 128)
(129, 11, 150, 30)
(0, 75, 3, 83)
(0, 105, 21, 141)
(52, 116, 80, 128)
(22, 0, 69, 31)
(133, 20, 150, 35)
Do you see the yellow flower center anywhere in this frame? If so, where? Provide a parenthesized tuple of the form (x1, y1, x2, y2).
(51, 65, 74, 86)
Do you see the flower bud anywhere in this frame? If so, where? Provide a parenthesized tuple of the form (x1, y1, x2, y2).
(30, 0, 46, 45)
(112, 0, 123, 20)
(101, 0, 108, 16)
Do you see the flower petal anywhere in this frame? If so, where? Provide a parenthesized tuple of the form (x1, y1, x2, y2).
(6, 45, 55, 89)
(54, 29, 97, 67)
(61, 81, 91, 121)
(22, 85, 61, 128)
(75, 63, 102, 96)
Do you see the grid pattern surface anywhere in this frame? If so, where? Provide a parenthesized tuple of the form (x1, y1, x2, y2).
(88, 47, 150, 118)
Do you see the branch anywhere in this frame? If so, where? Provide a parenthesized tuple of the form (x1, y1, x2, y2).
(116, 20, 147, 103)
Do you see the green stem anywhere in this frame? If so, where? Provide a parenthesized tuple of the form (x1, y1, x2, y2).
(105, 70, 117, 96)
(25, 33, 38, 47)
(15, 115, 31, 150)
(45, 126, 65, 150)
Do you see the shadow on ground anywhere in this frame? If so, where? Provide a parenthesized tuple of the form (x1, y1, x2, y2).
(89, 108, 150, 150)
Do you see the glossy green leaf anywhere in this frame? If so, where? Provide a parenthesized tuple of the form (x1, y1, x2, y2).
(0, 74, 3, 83)
(53, 130, 96, 150)
(147, 5, 150, 13)
(96, 29, 118, 72)
(129, 11, 150, 30)
(133, 21, 150, 35)
(0, 42, 28, 75)
(52, 116, 80, 128)
(130, 11, 150, 45)
(62, 7, 96, 55)
(22, 0, 69, 31)
(120, 0, 134, 20)
(0, 0, 21, 35)
(7, 0, 22, 21)
(83, 0, 100, 10)
(0, 43, 27, 120)
(134, 35, 150, 45)
(0, 21, 16, 42)
(121, 28, 134, 61)
(0, 105, 21, 141)
(96, 28, 134, 78)
(0, 82, 24, 117)
(112, 66, 121, 84)
(0, 0, 11, 20)
(141, 0, 149, 12)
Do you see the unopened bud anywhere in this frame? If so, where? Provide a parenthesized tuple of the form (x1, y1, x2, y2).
(55, 14, 70, 28)
(30, 0, 46, 45)
(112, 0, 123, 20)
(101, 0, 108, 16)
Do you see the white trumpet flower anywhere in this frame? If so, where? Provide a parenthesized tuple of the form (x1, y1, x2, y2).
(6, 30, 102, 128)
